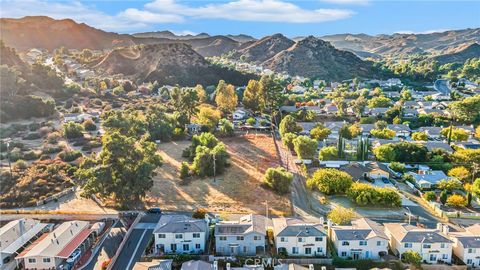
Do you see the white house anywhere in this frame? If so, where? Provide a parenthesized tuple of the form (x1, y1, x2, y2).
(407, 166, 453, 189)
(153, 215, 208, 255)
(233, 109, 248, 120)
(0, 219, 49, 268)
(215, 214, 266, 256)
(16, 220, 92, 269)
(272, 217, 327, 257)
(328, 218, 389, 260)
(384, 223, 453, 264)
(449, 224, 480, 268)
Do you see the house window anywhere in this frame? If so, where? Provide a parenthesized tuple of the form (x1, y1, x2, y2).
(440, 243, 445, 248)
(175, 234, 183, 239)
(219, 236, 227, 241)
(342, 241, 349, 246)
(298, 237, 304, 242)
(467, 259, 473, 264)
(377, 241, 382, 246)
(341, 251, 347, 257)
(195, 244, 201, 249)
(317, 247, 323, 253)
(183, 244, 189, 251)
(359, 241, 367, 246)
(404, 243, 412, 248)
(158, 234, 166, 238)
(305, 247, 312, 255)
(43, 258, 51, 263)
(280, 237, 286, 242)
(467, 248, 475, 254)
(171, 244, 177, 251)
(237, 236, 244, 241)
(292, 247, 299, 254)
(193, 233, 200, 238)
(442, 254, 448, 260)
(429, 254, 437, 261)
(243, 246, 247, 253)
(315, 237, 323, 242)
(254, 236, 262, 241)
(423, 244, 431, 249)
(28, 259, 36, 263)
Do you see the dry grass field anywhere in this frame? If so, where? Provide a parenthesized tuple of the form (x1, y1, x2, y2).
(146, 133, 291, 216)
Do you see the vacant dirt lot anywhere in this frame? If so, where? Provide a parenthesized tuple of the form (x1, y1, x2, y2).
(147, 133, 291, 216)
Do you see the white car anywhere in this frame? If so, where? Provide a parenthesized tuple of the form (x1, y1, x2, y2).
(66, 249, 81, 264)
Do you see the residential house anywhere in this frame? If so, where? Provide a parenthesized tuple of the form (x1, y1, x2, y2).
(272, 218, 327, 257)
(384, 223, 453, 264)
(274, 263, 313, 270)
(340, 162, 390, 181)
(387, 124, 411, 137)
(280, 106, 300, 114)
(420, 141, 453, 153)
(215, 214, 266, 256)
(449, 224, 480, 267)
(402, 101, 420, 109)
(407, 166, 452, 189)
(403, 108, 419, 118)
(291, 85, 307, 94)
(233, 109, 248, 120)
(359, 124, 375, 136)
(297, 122, 319, 136)
(328, 218, 389, 260)
(16, 220, 92, 269)
(181, 260, 216, 270)
(324, 121, 348, 139)
(365, 108, 389, 117)
(385, 91, 401, 99)
(133, 259, 173, 270)
(323, 104, 338, 115)
(153, 215, 208, 255)
(0, 219, 49, 268)
(417, 127, 443, 139)
(417, 108, 450, 117)
(63, 112, 99, 123)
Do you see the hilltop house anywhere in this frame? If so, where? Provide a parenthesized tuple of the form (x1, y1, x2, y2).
(407, 166, 452, 189)
(272, 218, 327, 257)
(340, 162, 390, 181)
(215, 214, 266, 256)
(328, 218, 389, 260)
(153, 215, 209, 255)
(417, 127, 443, 139)
(449, 224, 480, 267)
(384, 223, 453, 264)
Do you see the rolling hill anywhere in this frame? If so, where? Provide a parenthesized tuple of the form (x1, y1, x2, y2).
(432, 42, 480, 64)
(234, 33, 295, 63)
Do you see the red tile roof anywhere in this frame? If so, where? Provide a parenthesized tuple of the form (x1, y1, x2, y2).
(57, 229, 92, 258)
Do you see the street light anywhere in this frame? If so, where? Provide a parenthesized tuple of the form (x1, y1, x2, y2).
(405, 207, 412, 225)
(213, 152, 216, 183)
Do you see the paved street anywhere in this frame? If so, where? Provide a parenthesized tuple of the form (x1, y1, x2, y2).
(109, 214, 161, 270)
(434, 79, 451, 95)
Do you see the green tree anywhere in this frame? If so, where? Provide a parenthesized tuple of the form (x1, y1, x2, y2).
(368, 96, 392, 108)
(306, 168, 353, 195)
(282, 133, 297, 151)
(446, 194, 467, 207)
(242, 79, 264, 112)
(370, 128, 396, 139)
(449, 95, 480, 123)
(146, 105, 174, 141)
(192, 143, 228, 177)
(171, 87, 200, 122)
(279, 115, 302, 137)
(472, 178, 480, 197)
(373, 144, 396, 162)
(218, 118, 234, 137)
(196, 105, 221, 131)
(264, 167, 293, 194)
(424, 191, 437, 201)
(319, 146, 338, 161)
(102, 110, 147, 138)
(310, 125, 331, 141)
(215, 80, 238, 113)
(195, 84, 207, 103)
(62, 121, 84, 139)
(82, 119, 97, 131)
(293, 135, 317, 160)
(448, 166, 470, 183)
(412, 132, 428, 141)
(440, 190, 448, 205)
(260, 75, 283, 111)
(328, 206, 355, 225)
(441, 127, 469, 142)
(437, 179, 462, 192)
(389, 162, 406, 173)
(77, 132, 162, 207)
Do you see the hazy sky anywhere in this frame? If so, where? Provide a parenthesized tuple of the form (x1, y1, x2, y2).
(1, 0, 479, 37)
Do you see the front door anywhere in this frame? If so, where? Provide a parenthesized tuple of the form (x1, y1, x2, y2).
(353, 252, 360, 260)
(365, 251, 370, 259)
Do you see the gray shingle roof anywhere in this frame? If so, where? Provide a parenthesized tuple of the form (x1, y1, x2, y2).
(272, 218, 326, 237)
(384, 223, 452, 244)
(215, 214, 266, 236)
(332, 218, 388, 241)
(456, 236, 480, 248)
(154, 215, 207, 234)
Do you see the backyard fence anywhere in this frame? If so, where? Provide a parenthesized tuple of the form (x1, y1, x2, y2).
(36, 187, 76, 206)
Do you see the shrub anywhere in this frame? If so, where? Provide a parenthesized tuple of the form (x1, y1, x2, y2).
(401, 250, 422, 267)
(192, 208, 208, 219)
(22, 150, 40, 161)
(246, 117, 256, 125)
(328, 205, 355, 225)
(346, 182, 401, 207)
(264, 167, 293, 194)
(292, 135, 317, 160)
(423, 191, 437, 201)
(446, 194, 467, 207)
(279, 115, 301, 137)
(23, 132, 42, 140)
(282, 133, 297, 151)
(179, 162, 190, 179)
(14, 160, 28, 170)
(58, 150, 82, 162)
(83, 119, 97, 131)
(307, 168, 353, 195)
(47, 131, 62, 143)
(218, 119, 234, 137)
(319, 146, 338, 161)
(62, 121, 84, 139)
(389, 162, 406, 173)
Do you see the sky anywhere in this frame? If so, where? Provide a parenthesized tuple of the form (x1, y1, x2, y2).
(0, 0, 479, 37)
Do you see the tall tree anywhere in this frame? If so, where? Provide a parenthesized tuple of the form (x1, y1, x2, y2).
(242, 79, 264, 112)
(260, 75, 283, 111)
(77, 132, 162, 207)
(215, 80, 238, 113)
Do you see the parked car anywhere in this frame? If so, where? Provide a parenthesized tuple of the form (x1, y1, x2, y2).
(382, 177, 390, 184)
(66, 249, 81, 264)
(147, 207, 162, 214)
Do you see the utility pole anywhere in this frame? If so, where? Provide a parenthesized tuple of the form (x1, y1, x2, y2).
(213, 152, 216, 183)
(6, 139, 12, 180)
(265, 200, 269, 220)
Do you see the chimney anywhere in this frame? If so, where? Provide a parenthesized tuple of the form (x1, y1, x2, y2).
(327, 219, 333, 238)
(213, 261, 218, 270)
(436, 223, 443, 231)
(226, 263, 231, 270)
(442, 224, 449, 235)
(319, 217, 324, 225)
(309, 265, 315, 270)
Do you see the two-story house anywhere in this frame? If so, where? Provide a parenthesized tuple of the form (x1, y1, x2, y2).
(215, 214, 266, 256)
(272, 218, 327, 257)
(449, 224, 480, 267)
(328, 218, 389, 260)
(384, 223, 453, 264)
(153, 215, 209, 255)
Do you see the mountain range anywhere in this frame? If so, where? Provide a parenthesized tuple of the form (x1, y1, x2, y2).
(1, 16, 479, 83)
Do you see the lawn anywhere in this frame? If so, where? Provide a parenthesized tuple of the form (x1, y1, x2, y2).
(146, 133, 292, 216)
